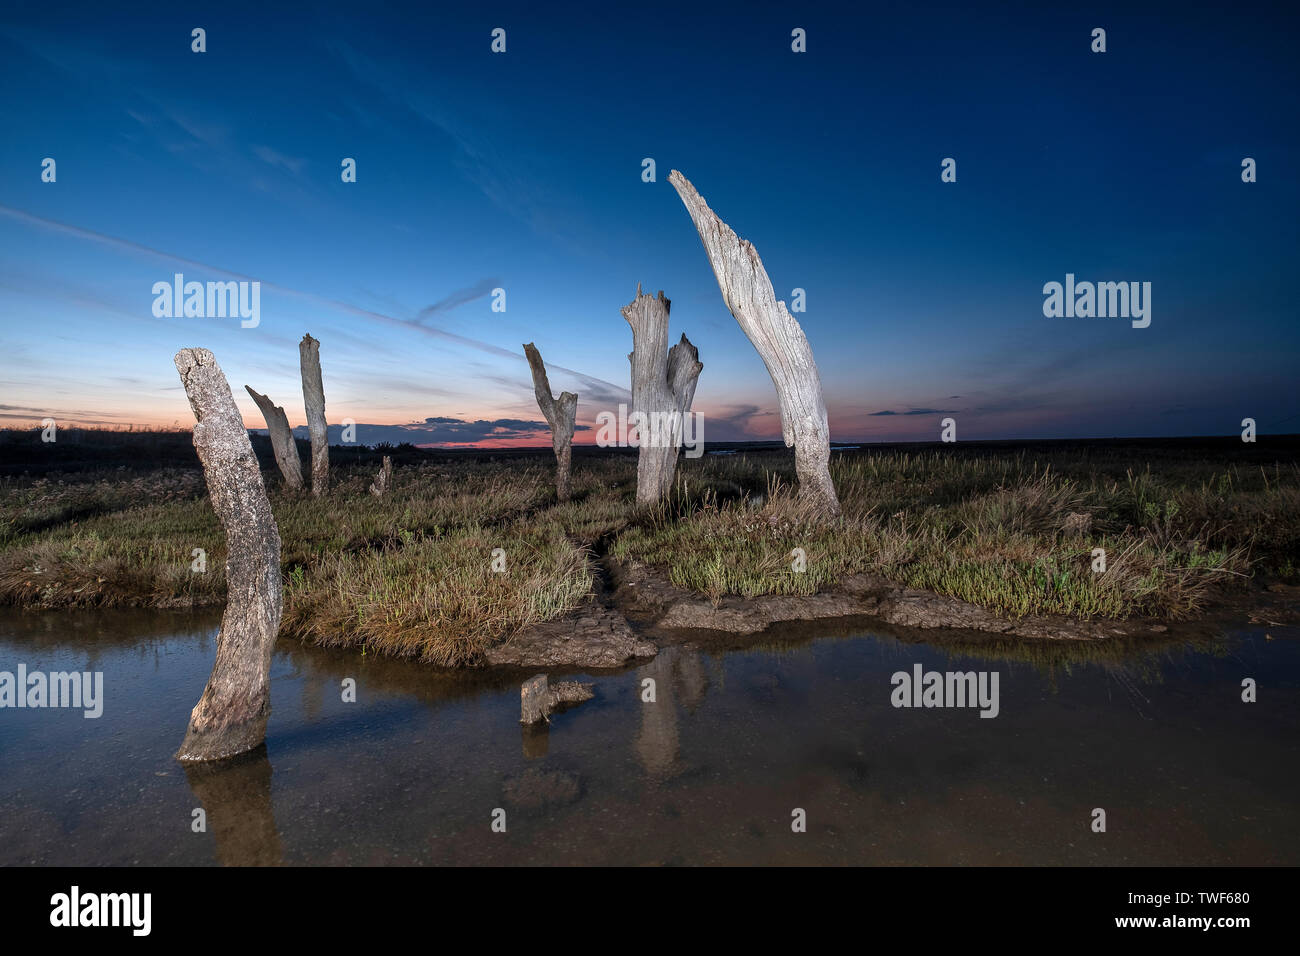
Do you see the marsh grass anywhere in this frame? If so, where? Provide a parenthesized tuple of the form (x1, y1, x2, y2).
(1, 436, 1296, 664)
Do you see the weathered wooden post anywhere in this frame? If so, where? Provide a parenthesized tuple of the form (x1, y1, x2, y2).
(520, 674, 594, 724)
(244, 386, 303, 490)
(369, 455, 393, 497)
(298, 333, 329, 496)
(668, 170, 841, 517)
(621, 285, 703, 506)
(523, 343, 578, 502)
(174, 348, 283, 762)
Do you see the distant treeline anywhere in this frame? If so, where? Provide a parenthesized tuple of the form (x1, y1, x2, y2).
(2, 426, 1298, 476)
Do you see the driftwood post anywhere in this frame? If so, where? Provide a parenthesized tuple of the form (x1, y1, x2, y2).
(244, 386, 303, 490)
(369, 455, 392, 497)
(174, 348, 283, 762)
(621, 285, 703, 506)
(520, 673, 594, 724)
(668, 170, 841, 517)
(523, 343, 578, 502)
(298, 333, 329, 496)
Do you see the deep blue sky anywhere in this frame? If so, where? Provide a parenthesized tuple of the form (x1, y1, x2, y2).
(1, 1, 1296, 445)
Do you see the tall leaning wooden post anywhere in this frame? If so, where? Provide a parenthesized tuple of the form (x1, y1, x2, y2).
(244, 386, 303, 491)
(621, 285, 703, 506)
(174, 348, 283, 761)
(668, 170, 841, 517)
(523, 343, 578, 502)
(299, 333, 329, 496)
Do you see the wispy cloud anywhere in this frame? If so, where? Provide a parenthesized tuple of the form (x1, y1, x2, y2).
(251, 145, 305, 175)
(0, 204, 630, 404)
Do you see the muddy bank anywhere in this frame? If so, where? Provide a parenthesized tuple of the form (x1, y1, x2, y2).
(607, 557, 1131, 641)
(489, 556, 1300, 670)
(484, 604, 655, 668)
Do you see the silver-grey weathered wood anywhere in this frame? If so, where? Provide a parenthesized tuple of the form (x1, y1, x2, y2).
(244, 386, 303, 491)
(175, 348, 283, 762)
(668, 170, 841, 517)
(369, 455, 392, 497)
(298, 333, 329, 496)
(520, 673, 595, 724)
(523, 343, 578, 502)
(621, 285, 703, 506)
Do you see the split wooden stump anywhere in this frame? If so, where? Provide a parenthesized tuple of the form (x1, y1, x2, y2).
(621, 285, 702, 506)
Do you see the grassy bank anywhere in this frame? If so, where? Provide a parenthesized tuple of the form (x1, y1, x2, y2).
(1, 432, 1297, 664)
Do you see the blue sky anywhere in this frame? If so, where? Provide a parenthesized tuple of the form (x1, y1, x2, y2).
(1, 1, 1297, 445)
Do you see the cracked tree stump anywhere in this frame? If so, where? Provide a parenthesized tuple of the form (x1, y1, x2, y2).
(174, 348, 283, 762)
(298, 333, 329, 496)
(523, 343, 578, 502)
(621, 285, 703, 506)
(668, 170, 841, 517)
(520, 674, 595, 724)
(244, 386, 303, 491)
(369, 455, 392, 497)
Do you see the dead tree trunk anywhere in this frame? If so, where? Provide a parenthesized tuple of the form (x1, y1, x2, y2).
(523, 343, 578, 502)
(668, 170, 841, 517)
(174, 348, 283, 762)
(244, 386, 303, 491)
(621, 285, 703, 506)
(369, 455, 392, 497)
(298, 333, 329, 496)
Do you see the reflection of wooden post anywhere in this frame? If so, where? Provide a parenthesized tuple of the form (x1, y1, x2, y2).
(621, 286, 703, 506)
(523, 343, 578, 502)
(635, 650, 679, 778)
(244, 386, 303, 490)
(175, 348, 283, 762)
(669, 170, 840, 517)
(184, 746, 282, 866)
(298, 333, 329, 496)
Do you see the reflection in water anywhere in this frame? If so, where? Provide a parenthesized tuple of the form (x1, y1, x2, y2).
(1, 607, 1297, 865)
(636, 648, 680, 778)
(521, 722, 549, 759)
(184, 746, 282, 866)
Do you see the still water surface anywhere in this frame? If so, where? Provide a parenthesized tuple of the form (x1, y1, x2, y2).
(1, 609, 1296, 865)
